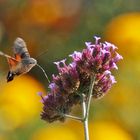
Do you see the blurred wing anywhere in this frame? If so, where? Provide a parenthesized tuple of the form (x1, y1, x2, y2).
(0, 51, 13, 59)
(13, 37, 30, 59)
(0, 51, 18, 68)
(7, 57, 18, 69)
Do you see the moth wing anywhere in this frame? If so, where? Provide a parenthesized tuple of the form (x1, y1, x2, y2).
(7, 57, 19, 69)
(13, 37, 30, 59)
(0, 51, 18, 68)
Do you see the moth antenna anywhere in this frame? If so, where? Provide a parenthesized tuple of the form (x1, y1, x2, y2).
(36, 50, 48, 59)
(36, 63, 50, 83)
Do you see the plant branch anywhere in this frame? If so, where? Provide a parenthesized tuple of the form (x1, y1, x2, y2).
(84, 76, 95, 120)
(63, 76, 95, 140)
(64, 114, 83, 122)
(82, 75, 95, 140)
(82, 94, 89, 140)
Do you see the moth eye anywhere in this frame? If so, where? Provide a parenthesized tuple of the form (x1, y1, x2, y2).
(29, 61, 35, 64)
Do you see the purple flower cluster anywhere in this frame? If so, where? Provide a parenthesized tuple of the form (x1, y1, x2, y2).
(39, 36, 123, 123)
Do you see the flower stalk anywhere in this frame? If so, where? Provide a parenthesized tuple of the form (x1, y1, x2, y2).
(85, 76, 95, 120)
(82, 94, 89, 140)
(64, 76, 95, 140)
(82, 76, 95, 140)
(64, 114, 83, 121)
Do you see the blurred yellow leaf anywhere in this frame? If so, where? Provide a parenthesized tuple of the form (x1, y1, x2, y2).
(0, 134, 7, 140)
(66, 120, 84, 140)
(89, 121, 133, 140)
(105, 12, 140, 59)
(60, 119, 133, 140)
(0, 75, 46, 130)
(107, 83, 140, 129)
(30, 125, 79, 140)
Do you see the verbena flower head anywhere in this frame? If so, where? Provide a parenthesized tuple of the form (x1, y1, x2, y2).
(39, 36, 123, 123)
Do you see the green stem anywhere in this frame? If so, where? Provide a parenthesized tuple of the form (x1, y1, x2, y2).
(82, 95, 89, 140)
(84, 76, 95, 120)
(82, 76, 95, 140)
(63, 76, 95, 140)
(64, 114, 83, 122)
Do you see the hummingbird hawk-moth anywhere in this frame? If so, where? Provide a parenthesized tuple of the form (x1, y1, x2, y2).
(0, 37, 37, 82)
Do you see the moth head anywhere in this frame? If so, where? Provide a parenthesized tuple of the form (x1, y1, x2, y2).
(22, 58, 37, 71)
(28, 58, 37, 65)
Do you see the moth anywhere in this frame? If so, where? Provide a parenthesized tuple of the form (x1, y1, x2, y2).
(0, 37, 37, 82)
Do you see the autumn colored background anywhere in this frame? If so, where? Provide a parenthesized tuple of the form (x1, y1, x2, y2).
(0, 0, 139, 140)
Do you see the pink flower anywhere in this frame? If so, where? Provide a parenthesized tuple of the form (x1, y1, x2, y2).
(39, 36, 123, 122)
